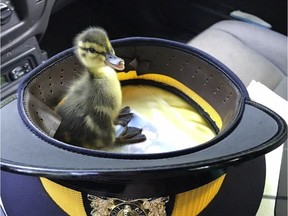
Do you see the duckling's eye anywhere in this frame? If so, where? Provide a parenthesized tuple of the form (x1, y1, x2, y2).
(89, 48, 96, 53)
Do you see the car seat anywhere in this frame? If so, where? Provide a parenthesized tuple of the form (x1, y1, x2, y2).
(187, 20, 287, 99)
(187, 20, 287, 215)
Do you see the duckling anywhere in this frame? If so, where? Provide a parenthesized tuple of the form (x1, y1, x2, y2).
(54, 27, 145, 149)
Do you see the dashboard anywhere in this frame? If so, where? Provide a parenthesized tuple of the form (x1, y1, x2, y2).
(0, 0, 56, 99)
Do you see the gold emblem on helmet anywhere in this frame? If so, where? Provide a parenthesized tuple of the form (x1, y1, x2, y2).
(88, 194, 169, 216)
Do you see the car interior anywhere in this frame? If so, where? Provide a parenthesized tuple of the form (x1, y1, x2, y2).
(1, 0, 287, 215)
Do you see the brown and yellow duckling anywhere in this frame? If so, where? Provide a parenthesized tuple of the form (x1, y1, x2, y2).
(54, 27, 145, 149)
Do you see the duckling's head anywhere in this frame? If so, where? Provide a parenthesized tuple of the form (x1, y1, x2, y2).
(74, 27, 125, 71)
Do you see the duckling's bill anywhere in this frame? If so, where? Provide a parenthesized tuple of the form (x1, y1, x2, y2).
(105, 53, 125, 71)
